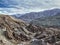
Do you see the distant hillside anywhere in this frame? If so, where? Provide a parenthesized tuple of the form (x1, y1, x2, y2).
(12, 14, 22, 18)
(13, 8, 60, 22)
(31, 13, 60, 28)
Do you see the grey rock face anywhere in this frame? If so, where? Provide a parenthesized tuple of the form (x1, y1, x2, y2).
(30, 40, 42, 45)
(29, 39, 47, 45)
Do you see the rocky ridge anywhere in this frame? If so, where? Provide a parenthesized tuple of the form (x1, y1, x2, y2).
(0, 15, 60, 45)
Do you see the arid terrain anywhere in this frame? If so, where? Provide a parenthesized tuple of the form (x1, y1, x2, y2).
(0, 15, 60, 45)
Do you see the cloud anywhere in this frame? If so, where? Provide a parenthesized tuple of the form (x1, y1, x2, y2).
(0, 0, 60, 15)
(0, 8, 45, 15)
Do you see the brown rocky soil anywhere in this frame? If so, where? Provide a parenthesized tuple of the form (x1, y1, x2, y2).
(0, 15, 60, 45)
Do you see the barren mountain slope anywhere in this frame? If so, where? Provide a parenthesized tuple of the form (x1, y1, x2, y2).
(0, 15, 60, 45)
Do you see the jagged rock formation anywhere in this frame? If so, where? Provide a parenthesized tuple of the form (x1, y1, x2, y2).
(0, 15, 31, 43)
(0, 15, 60, 45)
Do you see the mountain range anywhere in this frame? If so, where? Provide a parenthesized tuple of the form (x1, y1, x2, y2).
(31, 13, 60, 28)
(12, 8, 60, 22)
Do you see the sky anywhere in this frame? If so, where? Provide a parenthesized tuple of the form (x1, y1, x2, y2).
(0, 0, 60, 15)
